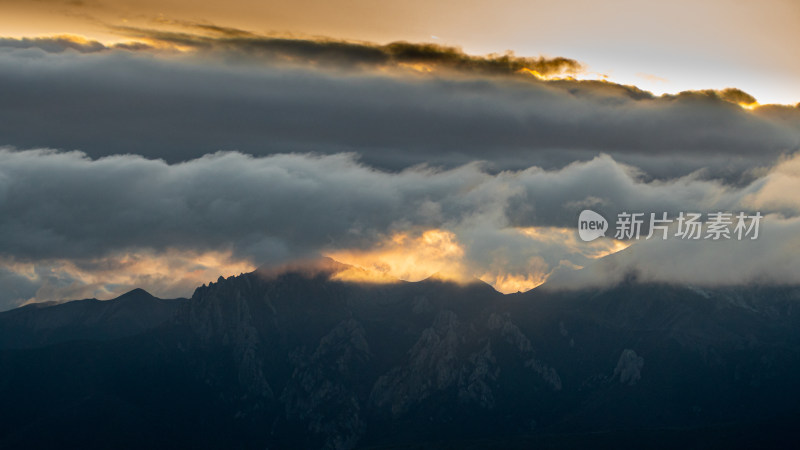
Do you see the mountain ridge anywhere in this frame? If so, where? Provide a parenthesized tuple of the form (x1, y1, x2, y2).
(2, 261, 800, 448)
(0, 288, 187, 349)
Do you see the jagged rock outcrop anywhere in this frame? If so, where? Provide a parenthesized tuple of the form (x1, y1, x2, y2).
(614, 348, 644, 386)
(370, 310, 463, 415)
(282, 318, 370, 450)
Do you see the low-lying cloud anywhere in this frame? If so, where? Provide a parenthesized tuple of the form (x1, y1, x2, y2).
(1, 148, 799, 309)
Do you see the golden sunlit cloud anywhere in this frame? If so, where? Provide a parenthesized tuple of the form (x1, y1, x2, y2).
(4, 249, 256, 304)
(326, 226, 632, 294)
(328, 265, 403, 284)
(516, 226, 631, 259)
(478, 271, 548, 294)
(517, 67, 576, 81)
(478, 227, 631, 293)
(738, 101, 760, 110)
(398, 62, 434, 73)
(325, 229, 469, 284)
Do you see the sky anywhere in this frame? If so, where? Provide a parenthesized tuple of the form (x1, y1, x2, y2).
(0, 0, 799, 309)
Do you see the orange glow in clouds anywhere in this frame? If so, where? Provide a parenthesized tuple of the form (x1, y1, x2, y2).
(327, 226, 632, 293)
(12, 250, 256, 304)
(738, 101, 760, 110)
(326, 229, 469, 284)
(479, 272, 549, 293)
(517, 67, 576, 81)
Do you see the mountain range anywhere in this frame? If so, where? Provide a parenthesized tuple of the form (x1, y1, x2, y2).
(2, 258, 799, 449)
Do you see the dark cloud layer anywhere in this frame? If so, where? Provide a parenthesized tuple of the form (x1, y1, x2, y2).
(113, 22, 584, 76)
(0, 36, 152, 53)
(0, 36, 107, 53)
(0, 34, 797, 181)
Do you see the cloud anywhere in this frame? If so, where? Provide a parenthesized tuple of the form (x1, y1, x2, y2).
(545, 214, 800, 289)
(0, 249, 253, 311)
(1, 30, 799, 308)
(636, 73, 669, 84)
(110, 22, 584, 77)
(0, 35, 107, 53)
(327, 229, 470, 283)
(741, 152, 800, 214)
(0, 33, 797, 181)
(0, 149, 479, 263)
(0, 35, 153, 53)
(665, 88, 759, 107)
(1, 148, 799, 309)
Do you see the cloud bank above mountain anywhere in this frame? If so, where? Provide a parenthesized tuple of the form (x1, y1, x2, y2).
(0, 29, 799, 309)
(0, 33, 798, 181)
(1, 147, 799, 309)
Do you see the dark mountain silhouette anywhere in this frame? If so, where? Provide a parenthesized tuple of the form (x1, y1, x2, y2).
(1, 259, 800, 449)
(0, 288, 186, 349)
